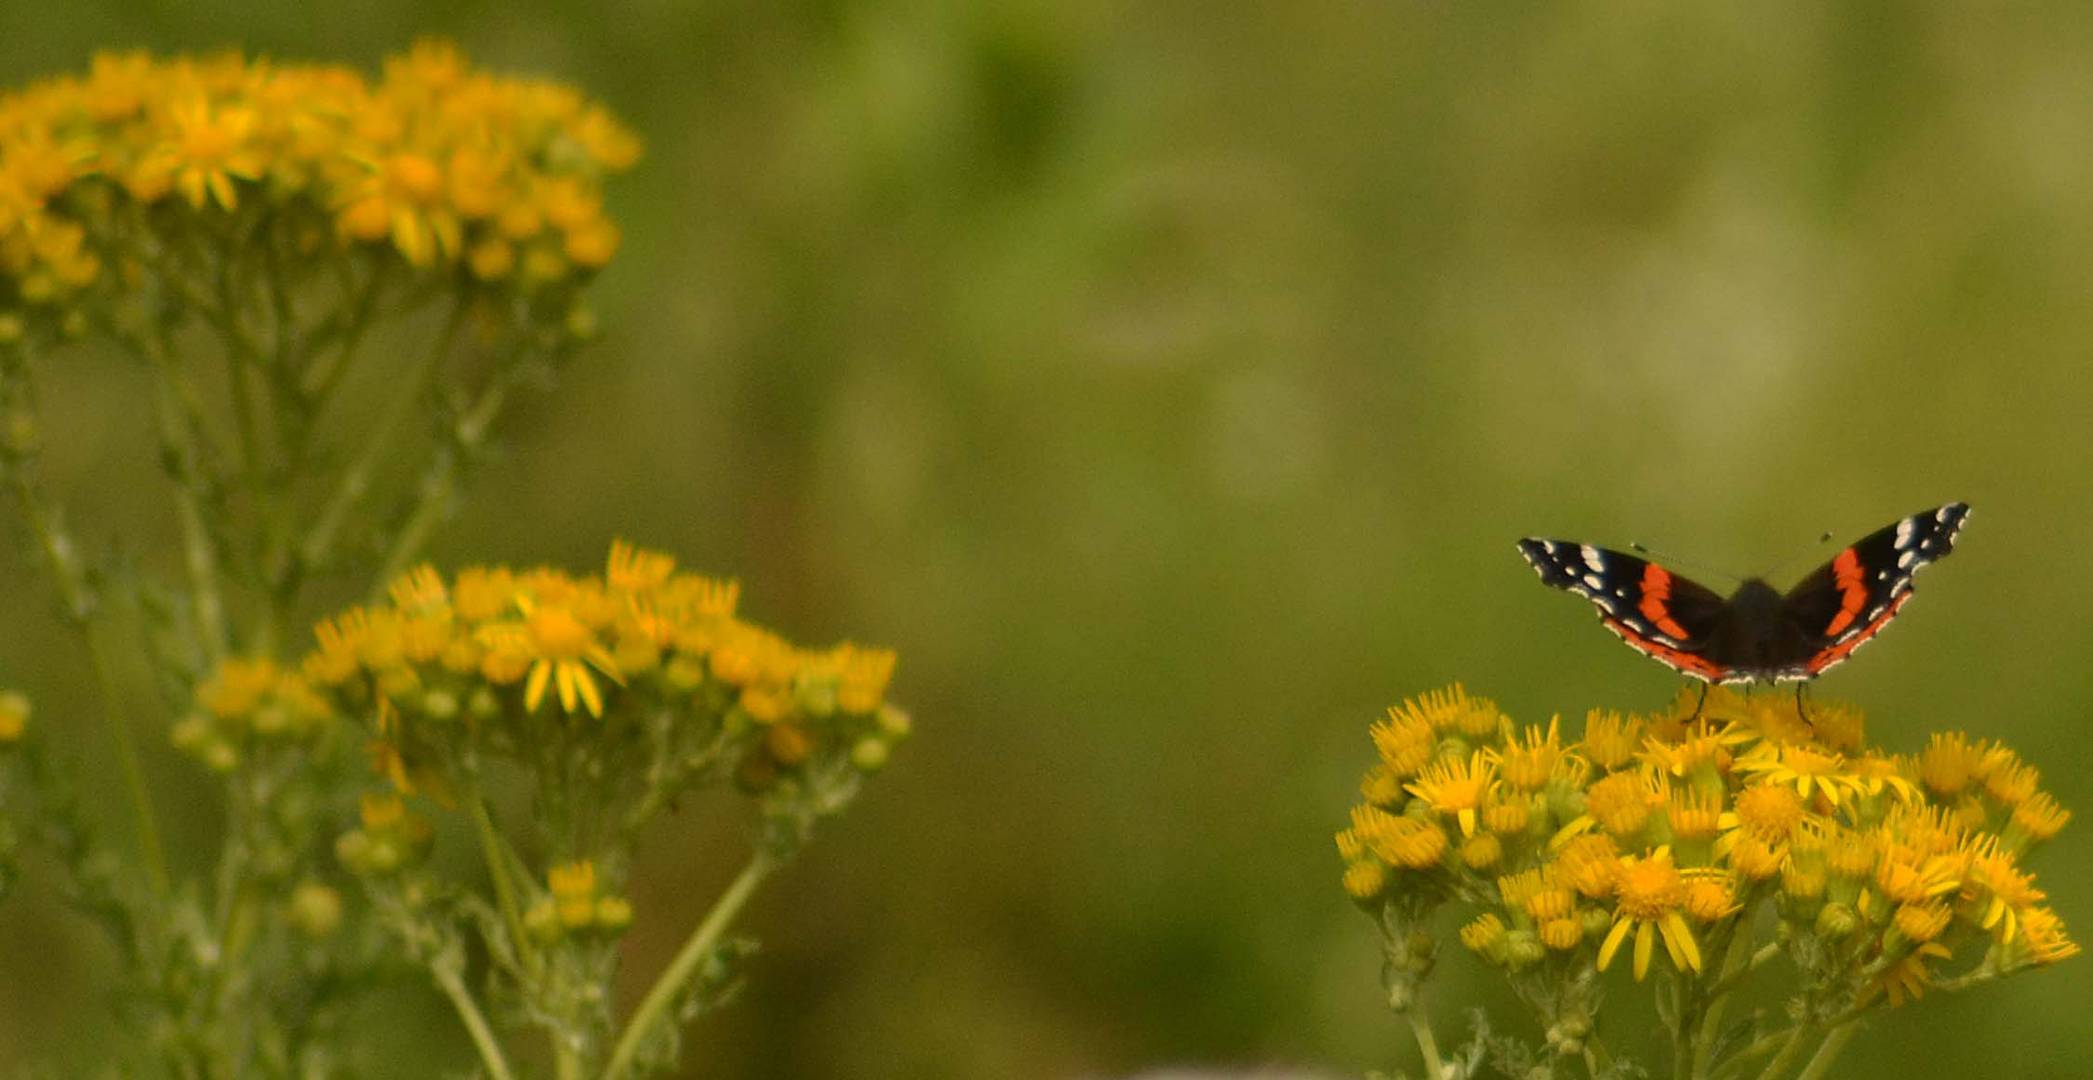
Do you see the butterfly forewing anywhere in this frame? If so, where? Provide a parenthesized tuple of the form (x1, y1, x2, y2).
(1514, 539, 1735, 681)
(1777, 502, 1971, 677)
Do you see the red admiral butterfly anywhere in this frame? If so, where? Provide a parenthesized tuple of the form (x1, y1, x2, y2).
(1516, 503, 1969, 684)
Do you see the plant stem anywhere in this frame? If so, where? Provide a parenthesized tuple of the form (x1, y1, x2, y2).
(469, 792, 539, 977)
(1753, 1021, 1815, 1080)
(298, 300, 465, 579)
(1793, 1022, 1857, 1080)
(370, 376, 512, 594)
(1406, 999, 1447, 1080)
(0, 353, 170, 894)
(430, 956, 518, 1080)
(600, 851, 779, 1080)
(1693, 917, 1761, 1079)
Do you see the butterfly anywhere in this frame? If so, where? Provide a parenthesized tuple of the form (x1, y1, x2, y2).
(1516, 503, 1970, 685)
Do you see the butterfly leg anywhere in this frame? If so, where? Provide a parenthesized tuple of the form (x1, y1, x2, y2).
(1688, 682, 1708, 723)
(1794, 682, 1812, 726)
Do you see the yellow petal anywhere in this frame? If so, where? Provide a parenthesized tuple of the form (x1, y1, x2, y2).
(1634, 920, 1654, 980)
(556, 664, 579, 712)
(575, 667, 603, 717)
(1598, 917, 1631, 971)
(524, 660, 552, 711)
(1664, 910, 1701, 971)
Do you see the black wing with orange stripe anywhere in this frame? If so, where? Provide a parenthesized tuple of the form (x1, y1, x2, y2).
(1514, 538, 1736, 682)
(1777, 503, 1971, 678)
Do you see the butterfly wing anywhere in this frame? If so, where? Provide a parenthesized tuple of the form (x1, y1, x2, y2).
(1777, 503, 1970, 678)
(1515, 539, 1736, 682)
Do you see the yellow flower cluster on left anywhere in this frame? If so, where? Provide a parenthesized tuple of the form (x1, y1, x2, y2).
(289, 540, 903, 795)
(0, 39, 639, 315)
(1339, 684, 2075, 1001)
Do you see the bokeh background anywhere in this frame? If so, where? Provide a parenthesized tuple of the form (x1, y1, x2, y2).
(3, 2, 2092, 1077)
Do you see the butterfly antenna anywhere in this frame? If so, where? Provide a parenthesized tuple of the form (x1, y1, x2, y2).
(1627, 540, 1742, 588)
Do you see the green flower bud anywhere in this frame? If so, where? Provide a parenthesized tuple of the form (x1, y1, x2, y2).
(286, 881, 344, 938)
(595, 896, 633, 932)
(422, 688, 460, 721)
(1816, 902, 1859, 939)
(849, 737, 890, 773)
(876, 704, 912, 740)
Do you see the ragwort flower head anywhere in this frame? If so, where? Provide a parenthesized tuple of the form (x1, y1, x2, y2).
(1338, 682, 2077, 1069)
(271, 541, 901, 800)
(0, 38, 640, 319)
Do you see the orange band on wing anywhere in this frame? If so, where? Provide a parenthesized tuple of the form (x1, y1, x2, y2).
(1807, 591, 1911, 675)
(1823, 547, 1868, 637)
(1604, 617, 1727, 680)
(1637, 563, 1692, 641)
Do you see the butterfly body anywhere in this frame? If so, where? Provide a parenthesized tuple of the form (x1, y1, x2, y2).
(1517, 504, 1969, 684)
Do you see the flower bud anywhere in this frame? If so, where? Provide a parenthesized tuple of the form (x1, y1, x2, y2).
(1815, 902, 1858, 939)
(286, 881, 344, 938)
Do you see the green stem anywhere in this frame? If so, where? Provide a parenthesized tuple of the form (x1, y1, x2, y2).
(298, 300, 465, 578)
(83, 614, 170, 897)
(370, 377, 511, 595)
(1406, 996, 1447, 1080)
(1752, 1021, 1815, 1080)
(469, 792, 539, 977)
(600, 852, 778, 1080)
(1693, 920, 1762, 1079)
(1793, 1023, 1857, 1080)
(430, 957, 518, 1080)
(0, 353, 169, 894)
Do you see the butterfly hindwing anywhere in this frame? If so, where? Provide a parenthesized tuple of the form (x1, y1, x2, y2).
(1514, 539, 1735, 681)
(1778, 502, 1970, 677)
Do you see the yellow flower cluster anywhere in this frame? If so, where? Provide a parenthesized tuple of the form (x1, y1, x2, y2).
(0, 39, 638, 311)
(526, 859, 633, 941)
(172, 657, 339, 770)
(1338, 684, 2075, 1000)
(294, 540, 902, 793)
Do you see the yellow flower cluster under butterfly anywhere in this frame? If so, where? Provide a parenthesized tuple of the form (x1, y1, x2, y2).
(1338, 683, 2075, 1075)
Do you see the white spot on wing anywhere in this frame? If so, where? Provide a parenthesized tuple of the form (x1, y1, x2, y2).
(1581, 544, 1603, 571)
(1895, 518, 1915, 549)
(1936, 506, 1953, 523)
(1583, 573, 1605, 590)
(1897, 550, 1915, 569)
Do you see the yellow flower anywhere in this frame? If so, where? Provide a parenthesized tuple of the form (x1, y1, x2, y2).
(1664, 785, 1724, 842)
(1489, 715, 1565, 792)
(1727, 782, 1806, 844)
(1553, 834, 1620, 899)
(1733, 741, 1864, 808)
(547, 860, 598, 927)
(2017, 906, 2081, 965)
(514, 598, 625, 716)
(1405, 751, 1497, 837)
(139, 98, 269, 210)
(1540, 917, 1583, 950)
(1342, 860, 1386, 900)
(1343, 805, 1448, 870)
(1918, 731, 1986, 797)
(1875, 942, 1952, 1006)
(1598, 848, 1701, 981)
(1371, 705, 1436, 779)
(2010, 792, 2071, 844)
(1583, 769, 1660, 838)
(1969, 844, 2046, 944)
(1579, 709, 1642, 771)
(1893, 901, 1952, 943)
(1460, 912, 1509, 956)
(1681, 868, 1740, 922)
(337, 149, 462, 266)
(1805, 702, 1866, 752)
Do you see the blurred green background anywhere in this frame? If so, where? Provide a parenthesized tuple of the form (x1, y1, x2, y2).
(3, 2, 2091, 1076)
